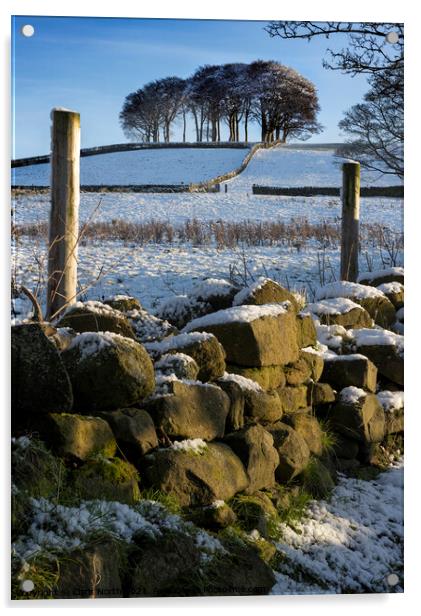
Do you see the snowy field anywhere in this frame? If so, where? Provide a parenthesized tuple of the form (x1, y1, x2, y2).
(12, 147, 249, 186)
(12, 146, 404, 316)
(225, 147, 402, 191)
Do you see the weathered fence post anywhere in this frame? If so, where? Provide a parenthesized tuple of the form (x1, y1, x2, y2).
(340, 161, 360, 282)
(47, 108, 80, 319)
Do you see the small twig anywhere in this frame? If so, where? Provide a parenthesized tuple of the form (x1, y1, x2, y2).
(20, 285, 43, 322)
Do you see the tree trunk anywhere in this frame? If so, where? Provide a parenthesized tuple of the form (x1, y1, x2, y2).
(182, 109, 186, 143)
(192, 109, 199, 142)
(244, 111, 249, 143)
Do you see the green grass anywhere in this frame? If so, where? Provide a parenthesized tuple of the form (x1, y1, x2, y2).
(139, 488, 182, 515)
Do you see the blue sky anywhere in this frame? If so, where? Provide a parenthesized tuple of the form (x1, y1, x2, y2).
(11, 16, 370, 158)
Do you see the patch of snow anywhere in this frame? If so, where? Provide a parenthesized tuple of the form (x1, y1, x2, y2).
(183, 303, 289, 332)
(171, 439, 208, 454)
(301, 342, 337, 359)
(232, 276, 271, 306)
(315, 281, 385, 301)
(192, 278, 235, 300)
(271, 460, 403, 594)
(155, 352, 197, 372)
(11, 436, 32, 450)
(304, 297, 365, 317)
(376, 281, 404, 295)
(209, 500, 225, 509)
(12, 497, 226, 568)
(393, 321, 404, 334)
(349, 328, 404, 357)
(316, 324, 348, 351)
(377, 391, 404, 413)
(339, 386, 367, 405)
(62, 299, 118, 318)
(145, 331, 213, 357)
(126, 308, 174, 343)
(325, 353, 368, 362)
(357, 267, 404, 283)
(68, 330, 138, 359)
(219, 371, 263, 392)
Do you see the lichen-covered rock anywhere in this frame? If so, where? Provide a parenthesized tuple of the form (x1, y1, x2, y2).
(332, 434, 360, 460)
(104, 294, 142, 312)
(322, 354, 377, 392)
(146, 379, 229, 441)
(49, 326, 77, 352)
(98, 407, 158, 458)
(300, 349, 324, 382)
(70, 457, 140, 504)
(219, 374, 283, 423)
(266, 422, 310, 482)
(307, 382, 336, 406)
(53, 540, 123, 599)
(191, 501, 237, 530)
(230, 491, 278, 538)
(225, 364, 286, 391)
(296, 312, 317, 348)
(128, 530, 275, 596)
(191, 278, 240, 311)
(37, 413, 117, 462)
(62, 331, 155, 411)
(315, 281, 396, 329)
(358, 267, 404, 287)
(56, 300, 136, 338)
(146, 332, 225, 382)
(11, 437, 66, 539)
(143, 442, 249, 507)
(377, 390, 404, 435)
(328, 387, 385, 444)
(276, 386, 308, 414)
(376, 282, 404, 310)
(215, 378, 245, 432)
(244, 389, 283, 423)
(155, 352, 200, 381)
(345, 328, 404, 387)
(11, 323, 73, 417)
(283, 411, 324, 457)
(284, 356, 312, 386)
(304, 298, 373, 329)
(183, 303, 300, 367)
(224, 425, 279, 494)
(233, 277, 299, 311)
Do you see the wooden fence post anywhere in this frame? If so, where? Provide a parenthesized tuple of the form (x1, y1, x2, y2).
(340, 161, 360, 282)
(47, 108, 80, 319)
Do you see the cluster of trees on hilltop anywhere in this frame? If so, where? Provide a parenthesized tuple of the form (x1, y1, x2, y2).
(120, 60, 322, 144)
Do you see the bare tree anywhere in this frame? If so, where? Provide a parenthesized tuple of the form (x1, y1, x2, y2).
(248, 60, 322, 143)
(158, 77, 187, 143)
(265, 21, 404, 176)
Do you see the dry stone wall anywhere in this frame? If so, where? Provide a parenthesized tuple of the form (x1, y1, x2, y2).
(11, 269, 404, 597)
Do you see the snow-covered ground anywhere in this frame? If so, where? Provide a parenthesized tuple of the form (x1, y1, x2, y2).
(224, 147, 402, 190)
(12, 147, 249, 186)
(11, 146, 404, 317)
(271, 460, 403, 594)
(13, 191, 402, 230)
(12, 145, 403, 187)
